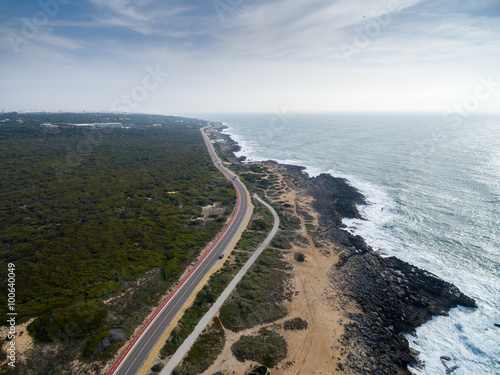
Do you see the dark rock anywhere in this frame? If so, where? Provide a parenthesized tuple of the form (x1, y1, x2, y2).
(306, 173, 366, 226)
(213, 126, 477, 375)
(302, 171, 476, 374)
(108, 329, 126, 342)
(494, 323, 500, 328)
(440, 356, 460, 374)
(91, 329, 126, 359)
(210, 123, 244, 163)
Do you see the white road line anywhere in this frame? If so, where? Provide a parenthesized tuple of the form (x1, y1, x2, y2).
(111, 126, 251, 375)
(161, 194, 280, 374)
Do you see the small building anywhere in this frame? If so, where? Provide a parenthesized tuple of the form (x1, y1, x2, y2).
(68, 122, 123, 128)
(93, 122, 123, 128)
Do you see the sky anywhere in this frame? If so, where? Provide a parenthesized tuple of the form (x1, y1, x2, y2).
(0, 0, 499, 115)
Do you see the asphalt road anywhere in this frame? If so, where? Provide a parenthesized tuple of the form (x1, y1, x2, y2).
(161, 193, 280, 374)
(107, 126, 252, 375)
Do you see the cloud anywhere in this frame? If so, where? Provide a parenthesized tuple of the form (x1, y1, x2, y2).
(87, 0, 151, 20)
(35, 30, 84, 50)
(0, 22, 83, 58)
(356, 11, 500, 67)
(0, 0, 499, 113)
(211, 0, 424, 59)
(85, 0, 194, 36)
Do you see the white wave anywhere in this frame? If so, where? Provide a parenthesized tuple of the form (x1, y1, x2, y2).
(220, 117, 500, 375)
(407, 305, 500, 374)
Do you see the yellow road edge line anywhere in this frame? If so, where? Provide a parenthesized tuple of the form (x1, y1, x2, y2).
(138, 138, 254, 374)
(138, 190, 253, 375)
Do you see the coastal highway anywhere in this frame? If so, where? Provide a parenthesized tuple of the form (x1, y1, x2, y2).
(107, 126, 252, 375)
(161, 193, 280, 374)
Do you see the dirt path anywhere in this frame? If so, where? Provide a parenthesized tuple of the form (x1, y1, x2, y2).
(161, 194, 280, 374)
(200, 163, 356, 375)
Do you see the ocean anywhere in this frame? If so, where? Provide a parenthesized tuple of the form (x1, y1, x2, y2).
(202, 113, 500, 374)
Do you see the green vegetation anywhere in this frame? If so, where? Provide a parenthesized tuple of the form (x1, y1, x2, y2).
(159, 281, 218, 358)
(28, 301, 108, 342)
(270, 233, 292, 250)
(160, 198, 274, 358)
(294, 252, 306, 262)
(177, 317, 225, 374)
(279, 212, 301, 231)
(151, 363, 164, 372)
(283, 317, 308, 331)
(82, 328, 127, 360)
(239, 172, 272, 193)
(0, 113, 236, 371)
(231, 328, 287, 368)
(219, 248, 291, 332)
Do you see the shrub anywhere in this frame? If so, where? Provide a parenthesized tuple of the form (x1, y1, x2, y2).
(271, 235, 292, 250)
(180, 318, 225, 374)
(294, 252, 305, 262)
(231, 328, 287, 368)
(151, 363, 164, 372)
(283, 317, 308, 331)
(250, 219, 268, 231)
(28, 301, 108, 342)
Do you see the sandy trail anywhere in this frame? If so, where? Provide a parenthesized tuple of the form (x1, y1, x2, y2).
(200, 163, 354, 375)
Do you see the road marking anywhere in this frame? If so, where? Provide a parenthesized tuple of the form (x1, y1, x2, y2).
(160, 193, 280, 374)
(127, 127, 253, 375)
(109, 182, 244, 375)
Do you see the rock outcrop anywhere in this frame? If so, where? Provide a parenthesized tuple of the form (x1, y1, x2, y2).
(305, 171, 476, 374)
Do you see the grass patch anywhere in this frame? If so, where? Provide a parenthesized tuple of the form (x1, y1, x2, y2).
(160, 199, 276, 358)
(283, 317, 308, 331)
(177, 317, 225, 374)
(270, 233, 292, 250)
(279, 213, 301, 231)
(231, 328, 287, 368)
(219, 249, 291, 332)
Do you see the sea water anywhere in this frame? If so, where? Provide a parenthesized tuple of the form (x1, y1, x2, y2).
(202, 113, 500, 374)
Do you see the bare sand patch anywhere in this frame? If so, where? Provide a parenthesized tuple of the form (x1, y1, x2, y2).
(200, 163, 357, 375)
(0, 318, 35, 365)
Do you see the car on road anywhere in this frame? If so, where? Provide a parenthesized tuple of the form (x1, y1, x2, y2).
(219, 254, 224, 259)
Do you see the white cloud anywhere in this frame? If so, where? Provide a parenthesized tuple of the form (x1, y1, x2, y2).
(1, 0, 499, 113)
(87, 0, 150, 20)
(212, 0, 424, 58)
(85, 0, 193, 35)
(0, 23, 83, 59)
(35, 30, 84, 50)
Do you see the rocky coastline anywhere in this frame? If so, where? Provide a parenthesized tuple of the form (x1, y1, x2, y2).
(211, 122, 477, 374)
(303, 170, 476, 374)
